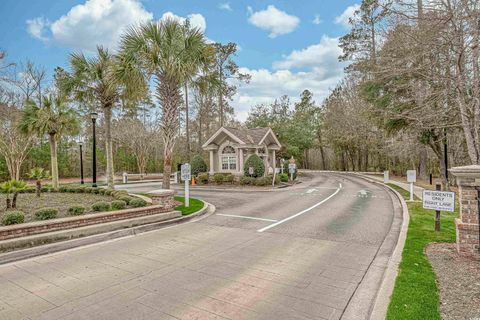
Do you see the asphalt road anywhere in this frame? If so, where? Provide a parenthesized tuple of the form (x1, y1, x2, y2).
(0, 172, 402, 320)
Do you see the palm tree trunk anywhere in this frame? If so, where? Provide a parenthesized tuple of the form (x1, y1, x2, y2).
(49, 133, 59, 189)
(185, 82, 190, 161)
(12, 192, 18, 209)
(36, 180, 41, 197)
(104, 106, 115, 189)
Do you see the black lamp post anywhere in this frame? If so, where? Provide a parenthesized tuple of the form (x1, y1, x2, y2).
(91, 112, 98, 187)
(79, 141, 84, 185)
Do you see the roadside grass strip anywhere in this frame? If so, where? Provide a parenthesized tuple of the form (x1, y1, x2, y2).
(386, 184, 458, 320)
(174, 196, 204, 216)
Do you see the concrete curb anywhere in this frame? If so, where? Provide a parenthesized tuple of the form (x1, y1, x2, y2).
(0, 201, 215, 265)
(351, 173, 410, 320)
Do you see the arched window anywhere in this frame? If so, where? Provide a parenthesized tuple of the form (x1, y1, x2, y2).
(221, 146, 237, 170)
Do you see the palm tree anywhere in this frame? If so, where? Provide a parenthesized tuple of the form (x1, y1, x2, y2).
(58, 46, 146, 190)
(1, 180, 27, 209)
(19, 95, 79, 189)
(120, 18, 213, 189)
(29, 167, 50, 197)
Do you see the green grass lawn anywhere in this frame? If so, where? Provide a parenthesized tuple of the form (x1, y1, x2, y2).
(174, 196, 204, 216)
(386, 184, 458, 320)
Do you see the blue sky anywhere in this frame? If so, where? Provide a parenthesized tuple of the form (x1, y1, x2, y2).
(0, 0, 358, 120)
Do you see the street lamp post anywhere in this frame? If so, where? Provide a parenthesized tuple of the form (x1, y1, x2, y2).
(79, 142, 84, 185)
(91, 112, 98, 188)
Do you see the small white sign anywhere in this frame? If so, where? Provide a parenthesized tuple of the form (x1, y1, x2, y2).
(289, 167, 296, 174)
(181, 163, 191, 181)
(289, 163, 296, 170)
(422, 190, 455, 212)
(407, 170, 416, 183)
(249, 167, 254, 175)
(384, 171, 389, 183)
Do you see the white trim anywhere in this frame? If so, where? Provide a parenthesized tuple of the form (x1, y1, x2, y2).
(258, 128, 282, 148)
(216, 214, 278, 222)
(202, 127, 245, 148)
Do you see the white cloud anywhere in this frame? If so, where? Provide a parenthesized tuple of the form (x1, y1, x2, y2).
(335, 4, 360, 28)
(160, 12, 206, 33)
(218, 2, 232, 12)
(312, 14, 322, 25)
(49, 0, 152, 51)
(26, 17, 50, 42)
(231, 36, 346, 121)
(248, 5, 300, 38)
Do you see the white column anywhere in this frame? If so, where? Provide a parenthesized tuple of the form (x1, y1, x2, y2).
(209, 150, 214, 174)
(272, 150, 276, 169)
(239, 149, 244, 173)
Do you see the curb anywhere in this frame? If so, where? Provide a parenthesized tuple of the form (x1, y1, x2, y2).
(0, 201, 215, 265)
(351, 173, 410, 320)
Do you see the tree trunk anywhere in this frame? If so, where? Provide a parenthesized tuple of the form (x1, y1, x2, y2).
(12, 192, 18, 209)
(419, 146, 428, 180)
(36, 180, 41, 197)
(49, 133, 59, 190)
(104, 106, 115, 189)
(6, 196, 11, 209)
(185, 83, 190, 161)
(219, 65, 224, 128)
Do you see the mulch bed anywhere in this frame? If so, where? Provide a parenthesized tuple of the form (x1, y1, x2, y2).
(426, 243, 480, 320)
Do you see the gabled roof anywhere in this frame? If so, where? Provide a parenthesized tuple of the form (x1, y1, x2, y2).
(202, 126, 281, 149)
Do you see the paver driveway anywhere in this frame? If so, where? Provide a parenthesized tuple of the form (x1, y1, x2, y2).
(0, 172, 402, 320)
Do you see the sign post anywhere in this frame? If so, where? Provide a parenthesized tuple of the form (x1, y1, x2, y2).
(280, 159, 285, 174)
(249, 166, 254, 177)
(422, 184, 455, 231)
(288, 164, 296, 181)
(406, 170, 416, 201)
(384, 170, 389, 184)
(181, 163, 191, 208)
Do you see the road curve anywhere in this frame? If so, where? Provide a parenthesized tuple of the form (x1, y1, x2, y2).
(0, 172, 402, 320)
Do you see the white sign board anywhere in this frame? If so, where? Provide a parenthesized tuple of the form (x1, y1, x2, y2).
(289, 167, 296, 174)
(406, 170, 416, 183)
(248, 167, 254, 175)
(289, 163, 296, 170)
(422, 190, 455, 212)
(181, 163, 191, 181)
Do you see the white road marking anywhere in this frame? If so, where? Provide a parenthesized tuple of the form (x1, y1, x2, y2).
(217, 214, 278, 222)
(359, 189, 368, 196)
(257, 183, 343, 233)
(306, 188, 317, 194)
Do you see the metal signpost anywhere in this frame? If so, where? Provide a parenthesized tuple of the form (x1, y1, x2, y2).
(280, 159, 285, 174)
(289, 163, 296, 181)
(181, 163, 191, 207)
(406, 170, 416, 201)
(423, 184, 455, 231)
(249, 166, 254, 177)
(384, 170, 389, 183)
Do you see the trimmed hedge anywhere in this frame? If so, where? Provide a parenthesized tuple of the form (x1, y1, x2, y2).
(2, 211, 25, 225)
(244, 154, 265, 177)
(240, 176, 255, 185)
(35, 208, 58, 220)
(191, 155, 208, 176)
(279, 173, 289, 182)
(129, 198, 147, 208)
(92, 201, 110, 212)
(214, 173, 225, 184)
(111, 200, 127, 211)
(67, 205, 86, 216)
(198, 173, 209, 184)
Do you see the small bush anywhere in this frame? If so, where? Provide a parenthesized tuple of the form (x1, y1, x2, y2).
(279, 173, 289, 182)
(90, 188, 100, 194)
(68, 205, 86, 216)
(240, 176, 255, 185)
(197, 173, 209, 184)
(98, 188, 106, 195)
(191, 155, 208, 176)
(2, 211, 25, 225)
(92, 201, 110, 212)
(22, 187, 36, 193)
(58, 186, 68, 193)
(35, 208, 58, 220)
(104, 189, 114, 196)
(223, 173, 234, 183)
(129, 198, 147, 208)
(244, 154, 265, 177)
(112, 190, 128, 199)
(255, 177, 269, 186)
(74, 187, 86, 193)
(111, 200, 127, 211)
(41, 186, 51, 193)
(118, 196, 133, 204)
(213, 173, 225, 184)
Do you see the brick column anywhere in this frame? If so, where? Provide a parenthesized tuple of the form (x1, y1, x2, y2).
(449, 165, 480, 259)
(147, 189, 177, 212)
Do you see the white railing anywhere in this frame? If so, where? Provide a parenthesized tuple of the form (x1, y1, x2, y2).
(121, 172, 178, 184)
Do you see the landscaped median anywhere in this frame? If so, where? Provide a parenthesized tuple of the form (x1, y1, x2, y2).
(0, 185, 212, 260)
(386, 184, 458, 320)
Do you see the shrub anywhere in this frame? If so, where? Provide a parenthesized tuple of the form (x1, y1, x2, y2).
(92, 201, 110, 212)
(119, 196, 133, 204)
(90, 188, 100, 194)
(74, 187, 86, 193)
(58, 186, 68, 193)
(111, 200, 127, 211)
(240, 176, 255, 186)
(41, 186, 51, 193)
(22, 187, 36, 193)
(104, 189, 114, 196)
(223, 173, 234, 183)
(213, 173, 225, 184)
(35, 208, 58, 220)
(112, 190, 128, 199)
(98, 188, 106, 195)
(197, 173, 209, 184)
(68, 205, 86, 216)
(191, 155, 208, 176)
(279, 173, 289, 182)
(2, 211, 25, 225)
(243, 154, 265, 177)
(129, 198, 147, 208)
(255, 177, 269, 186)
